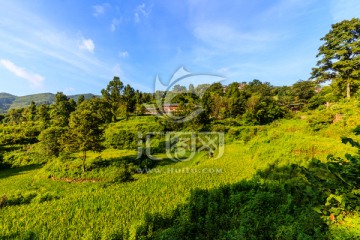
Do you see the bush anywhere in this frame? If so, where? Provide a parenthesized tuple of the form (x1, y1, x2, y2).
(308, 111, 333, 131)
(112, 163, 134, 183)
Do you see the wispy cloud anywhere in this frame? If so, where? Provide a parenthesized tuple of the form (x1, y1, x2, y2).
(134, 3, 152, 23)
(118, 51, 129, 58)
(92, 3, 110, 17)
(110, 18, 122, 32)
(0, 1, 112, 89)
(78, 37, 95, 53)
(0, 59, 44, 88)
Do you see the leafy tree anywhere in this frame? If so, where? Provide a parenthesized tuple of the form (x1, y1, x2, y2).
(37, 104, 50, 129)
(201, 90, 212, 122)
(77, 95, 85, 105)
(101, 76, 124, 122)
(188, 84, 195, 94)
(311, 18, 360, 99)
(226, 82, 247, 118)
(208, 82, 224, 96)
(292, 80, 316, 103)
(50, 92, 76, 127)
(123, 84, 135, 119)
(23, 101, 37, 121)
(195, 83, 211, 97)
(5, 108, 24, 124)
(172, 84, 187, 93)
(273, 86, 292, 106)
(38, 126, 66, 157)
(65, 99, 106, 172)
(244, 79, 272, 97)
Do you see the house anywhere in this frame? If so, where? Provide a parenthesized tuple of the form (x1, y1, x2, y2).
(144, 104, 180, 115)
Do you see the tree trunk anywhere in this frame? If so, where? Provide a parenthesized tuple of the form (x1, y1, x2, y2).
(347, 81, 351, 99)
(82, 150, 86, 173)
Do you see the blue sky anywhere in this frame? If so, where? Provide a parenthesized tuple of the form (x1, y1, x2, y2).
(0, 0, 359, 96)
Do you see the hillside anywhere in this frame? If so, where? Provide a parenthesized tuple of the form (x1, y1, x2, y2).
(0, 93, 16, 114)
(0, 92, 98, 113)
(1, 101, 360, 239)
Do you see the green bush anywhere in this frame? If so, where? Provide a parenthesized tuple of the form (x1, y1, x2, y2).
(308, 111, 333, 131)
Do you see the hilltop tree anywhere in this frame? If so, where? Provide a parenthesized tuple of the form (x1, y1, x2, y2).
(311, 18, 360, 99)
(101, 76, 124, 122)
(65, 99, 106, 172)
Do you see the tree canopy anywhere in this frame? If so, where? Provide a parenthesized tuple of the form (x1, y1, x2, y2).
(311, 18, 360, 99)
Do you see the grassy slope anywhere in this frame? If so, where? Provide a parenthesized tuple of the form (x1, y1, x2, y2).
(1, 101, 360, 239)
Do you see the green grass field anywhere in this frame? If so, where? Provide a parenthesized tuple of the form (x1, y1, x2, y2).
(1, 101, 360, 239)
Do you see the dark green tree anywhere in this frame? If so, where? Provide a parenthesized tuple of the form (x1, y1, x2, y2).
(5, 108, 24, 124)
(77, 95, 85, 105)
(24, 101, 37, 121)
(101, 76, 124, 122)
(311, 18, 360, 99)
(292, 80, 316, 103)
(50, 92, 76, 127)
(123, 84, 135, 119)
(37, 104, 50, 129)
(38, 126, 65, 157)
(65, 99, 106, 172)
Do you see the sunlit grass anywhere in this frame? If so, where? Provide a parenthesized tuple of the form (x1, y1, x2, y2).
(1, 106, 360, 238)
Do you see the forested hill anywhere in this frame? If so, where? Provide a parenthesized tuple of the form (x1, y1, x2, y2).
(0, 92, 97, 113)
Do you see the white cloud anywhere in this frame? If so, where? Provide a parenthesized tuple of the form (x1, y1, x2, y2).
(134, 3, 152, 23)
(111, 18, 122, 32)
(92, 3, 110, 17)
(79, 38, 95, 53)
(118, 51, 129, 58)
(0, 1, 115, 92)
(0, 59, 44, 88)
(330, 0, 360, 22)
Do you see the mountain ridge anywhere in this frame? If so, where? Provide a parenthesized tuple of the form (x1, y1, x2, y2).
(0, 92, 98, 113)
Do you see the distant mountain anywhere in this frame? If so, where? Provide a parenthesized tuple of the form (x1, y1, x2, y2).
(0, 92, 98, 114)
(68, 94, 97, 103)
(10, 93, 55, 110)
(0, 93, 17, 114)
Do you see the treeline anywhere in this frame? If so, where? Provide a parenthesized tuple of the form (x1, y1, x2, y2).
(0, 72, 343, 172)
(0, 77, 152, 173)
(156, 79, 331, 131)
(0, 78, 332, 155)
